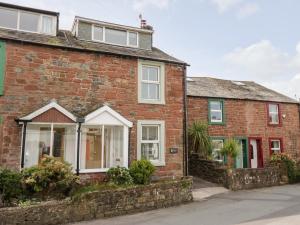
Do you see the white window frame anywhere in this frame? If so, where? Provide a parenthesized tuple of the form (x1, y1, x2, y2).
(137, 120, 165, 166)
(138, 60, 165, 105)
(210, 101, 223, 123)
(23, 122, 77, 169)
(0, 6, 57, 36)
(91, 24, 139, 48)
(270, 139, 281, 152)
(268, 103, 279, 125)
(211, 139, 224, 162)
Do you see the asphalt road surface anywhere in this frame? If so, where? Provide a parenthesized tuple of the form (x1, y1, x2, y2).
(73, 184, 300, 225)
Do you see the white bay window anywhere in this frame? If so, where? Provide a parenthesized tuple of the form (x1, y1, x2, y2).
(80, 125, 124, 171)
(20, 102, 132, 173)
(24, 123, 76, 168)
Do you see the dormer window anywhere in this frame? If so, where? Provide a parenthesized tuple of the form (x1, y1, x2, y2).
(105, 28, 127, 46)
(92, 25, 103, 41)
(0, 6, 57, 35)
(91, 24, 139, 47)
(128, 32, 138, 46)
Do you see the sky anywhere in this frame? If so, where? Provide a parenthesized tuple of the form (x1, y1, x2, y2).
(4, 0, 300, 99)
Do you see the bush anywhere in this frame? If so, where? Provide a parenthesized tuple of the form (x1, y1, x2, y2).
(107, 166, 133, 186)
(270, 153, 297, 183)
(129, 159, 155, 185)
(0, 168, 23, 203)
(220, 139, 239, 168)
(188, 121, 212, 158)
(22, 156, 80, 198)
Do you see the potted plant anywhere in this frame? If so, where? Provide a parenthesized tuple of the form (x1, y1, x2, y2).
(188, 121, 212, 159)
(220, 139, 239, 169)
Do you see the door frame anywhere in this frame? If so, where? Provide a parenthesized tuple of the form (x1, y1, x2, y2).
(235, 137, 248, 168)
(248, 137, 263, 168)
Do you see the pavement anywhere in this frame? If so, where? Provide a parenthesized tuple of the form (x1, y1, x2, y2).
(71, 183, 300, 225)
(192, 177, 229, 201)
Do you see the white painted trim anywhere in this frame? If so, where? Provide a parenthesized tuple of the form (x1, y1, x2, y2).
(137, 120, 166, 167)
(123, 126, 129, 168)
(20, 101, 77, 122)
(138, 60, 165, 105)
(85, 105, 133, 127)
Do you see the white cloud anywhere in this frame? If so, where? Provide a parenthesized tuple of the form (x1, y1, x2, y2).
(210, 0, 259, 18)
(224, 40, 300, 98)
(211, 0, 242, 13)
(237, 2, 260, 18)
(132, 0, 172, 11)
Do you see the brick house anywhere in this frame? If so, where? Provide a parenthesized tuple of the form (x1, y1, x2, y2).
(0, 3, 188, 180)
(187, 77, 300, 168)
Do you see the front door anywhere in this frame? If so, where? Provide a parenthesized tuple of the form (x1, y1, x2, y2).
(250, 139, 258, 168)
(249, 138, 263, 168)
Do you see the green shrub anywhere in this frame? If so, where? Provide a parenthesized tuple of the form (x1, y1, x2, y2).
(0, 168, 23, 203)
(107, 166, 133, 186)
(129, 159, 155, 185)
(188, 121, 212, 158)
(270, 153, 297, 183)
(220, 139, 239, 168)
(22, 156, 80, 198)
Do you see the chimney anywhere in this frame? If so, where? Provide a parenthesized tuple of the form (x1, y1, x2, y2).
(141, 19, 147, 28)
(139, 15, 153, 30)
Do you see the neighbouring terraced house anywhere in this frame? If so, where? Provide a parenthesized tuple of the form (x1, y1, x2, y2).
(187, 77, 300, 168)
(0, 2, 188, 180)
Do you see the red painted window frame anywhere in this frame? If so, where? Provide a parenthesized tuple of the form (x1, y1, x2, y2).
(267, 103, 282, 126)
(269, 137, 283, 156)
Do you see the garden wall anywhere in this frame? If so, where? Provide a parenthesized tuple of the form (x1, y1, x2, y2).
(189, 153, 227, 184)
(226, 167, 288, 191)
(189, 153, 288, 190)
(0, 177, 193, 225)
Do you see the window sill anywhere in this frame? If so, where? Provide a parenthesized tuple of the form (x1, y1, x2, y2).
(79, 168, 109, 173)
(209, 122, 225, 126)
(151, 161, 166, 167)
(138, 100, 166, 105)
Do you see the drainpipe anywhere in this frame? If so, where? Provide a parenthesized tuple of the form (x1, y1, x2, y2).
(183, 65, 189, 176)
(15, 119, 32, 169)
(76, 118, 85, 175)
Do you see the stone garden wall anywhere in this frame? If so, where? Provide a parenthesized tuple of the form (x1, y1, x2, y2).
(0, 177, 193, 225)
(189, 153, 227, 184)
(189, 153, 288, 190)
(226, 167, 288, 191)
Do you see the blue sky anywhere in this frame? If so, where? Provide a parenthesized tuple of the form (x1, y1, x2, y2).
(4, 0, 300, 99)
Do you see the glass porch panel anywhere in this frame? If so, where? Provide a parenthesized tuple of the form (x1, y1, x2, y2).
(52, 125, 76, 167)
(104, 126, 124, 168)
(83, 128, 102, 169)
(24, 124, 51, 168)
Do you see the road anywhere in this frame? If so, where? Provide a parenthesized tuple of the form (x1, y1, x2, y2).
(73, 184, 300, 225)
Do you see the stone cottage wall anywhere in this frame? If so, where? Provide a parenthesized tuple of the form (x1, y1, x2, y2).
(0, 40, 185, 178)
(187, 96, 300, 163)
(0, 177, 193, 225)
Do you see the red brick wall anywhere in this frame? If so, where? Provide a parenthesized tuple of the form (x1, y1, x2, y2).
(187, 96, 300, 164)
(0, 41, 185, 178)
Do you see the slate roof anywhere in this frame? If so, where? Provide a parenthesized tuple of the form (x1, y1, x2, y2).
(187, 77, 299, 104)
(0, 28, 187, 65)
